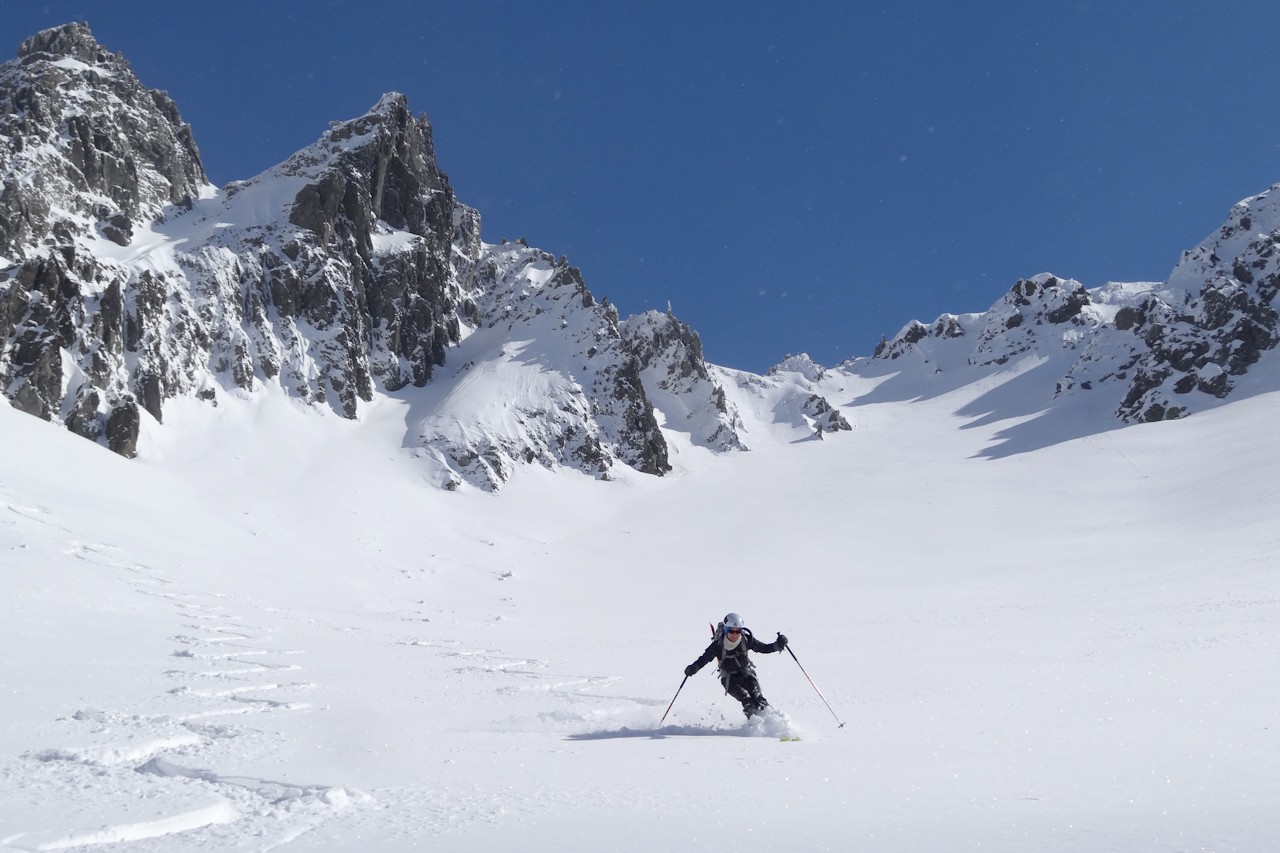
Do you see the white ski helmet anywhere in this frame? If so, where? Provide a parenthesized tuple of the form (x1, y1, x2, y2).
(723, 612, 746, 631)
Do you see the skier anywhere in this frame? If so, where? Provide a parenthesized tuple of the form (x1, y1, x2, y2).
(684, 612, 788, 717)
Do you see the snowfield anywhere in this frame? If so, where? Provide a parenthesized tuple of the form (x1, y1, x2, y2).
(2, 358, 1278, 851)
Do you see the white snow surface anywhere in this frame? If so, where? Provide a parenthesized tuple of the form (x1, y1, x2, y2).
(2, 360, 1278, 851)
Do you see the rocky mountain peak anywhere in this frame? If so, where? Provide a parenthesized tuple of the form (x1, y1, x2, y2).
(0, 29, 461, 457)
(863, 184, 1280, 430)
(284, 92, 450, 251)
(17, 22, 109, 65)
(3, 25, 753, 488)
(1115, 185, 1280, 421)
(1, 21, 207, 261)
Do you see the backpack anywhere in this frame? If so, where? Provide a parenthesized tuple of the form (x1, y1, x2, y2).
(711, 621, 756, 676)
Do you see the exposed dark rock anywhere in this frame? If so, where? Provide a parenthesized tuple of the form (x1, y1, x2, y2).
(2, 23, 206, 261)
(802, 393, 852, 434)
(1114, 305, 1142, 331)
(65, 386, 101, 440)
(932, 315, 965, 338)
(1116, 187, 1280, 420)
(901, 321, 929, 345)
(106, 399, 139, 457)
(622, 310, 747, 453)
(1, 28, 469, 450)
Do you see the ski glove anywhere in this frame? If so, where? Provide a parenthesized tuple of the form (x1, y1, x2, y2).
(776, 633, 788, 649)
(684, 664, 697, 677)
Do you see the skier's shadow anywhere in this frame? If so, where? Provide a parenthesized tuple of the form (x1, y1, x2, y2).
(566, 724, 748, 741)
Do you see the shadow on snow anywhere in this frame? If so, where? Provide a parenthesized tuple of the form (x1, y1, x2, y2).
(565, 723, 763, 741)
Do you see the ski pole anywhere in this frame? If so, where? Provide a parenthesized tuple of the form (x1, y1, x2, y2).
(786, 646, 846, 729)
(659, 675, 688, 725)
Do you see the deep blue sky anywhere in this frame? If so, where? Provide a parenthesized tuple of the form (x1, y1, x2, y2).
(7, 2, 1280, 372)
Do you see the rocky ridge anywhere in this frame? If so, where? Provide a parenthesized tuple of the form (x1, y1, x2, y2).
(411, 235, 670, 490)
(8, 22, 1277, 486)
(0, 23, 210, 454)
(868, 192, 1280, 425)
(622, 309, 749, 452)
(1, 23, 843, 488)
(1117, 188, 1280, 420)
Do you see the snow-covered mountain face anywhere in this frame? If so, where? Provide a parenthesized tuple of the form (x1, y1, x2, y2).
(2, 23, 844, 489)
(411, 234, 671, 490)
(5, 23, 1280, 490)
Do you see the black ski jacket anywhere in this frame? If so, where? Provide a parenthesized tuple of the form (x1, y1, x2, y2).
(687, 628, 784, 677)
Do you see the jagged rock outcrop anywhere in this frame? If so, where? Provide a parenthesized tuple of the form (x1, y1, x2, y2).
(772, 353, 831, 383)
(874, 314, 964, 360)
(621, 310, 747, 451)
(174, 91, 463, 418)
(0, 22, 207, 259)
(871, 273, 1109, 373)
(411, 236, 670, 489)
(1116, 187, 1280, 421)
(968, 274, 1094, 367)
(1, 22, 211, 453)
(765, 354, 852, 436)
(1, 24, 669, 486)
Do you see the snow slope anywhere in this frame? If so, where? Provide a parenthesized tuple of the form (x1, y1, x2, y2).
(2, 358, 1278, 851)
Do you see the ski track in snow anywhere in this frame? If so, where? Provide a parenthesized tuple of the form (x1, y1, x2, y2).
(397, 636, 801, 742)
(2, 543, 365, 852)
(0, 515, 799, 849)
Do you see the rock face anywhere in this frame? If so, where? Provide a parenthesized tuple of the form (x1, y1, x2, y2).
(410, 234, 670, 490)
(1, 22, 210, 453)
(177, 91, 463, 419)
(1116, 188, 1280, 421)
(622, 310, 748, 452)
(3, 23, 769, 488)
(1, 22, 207, 253)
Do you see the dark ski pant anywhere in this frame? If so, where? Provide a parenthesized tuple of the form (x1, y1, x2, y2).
(722, 671, 768, 717)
